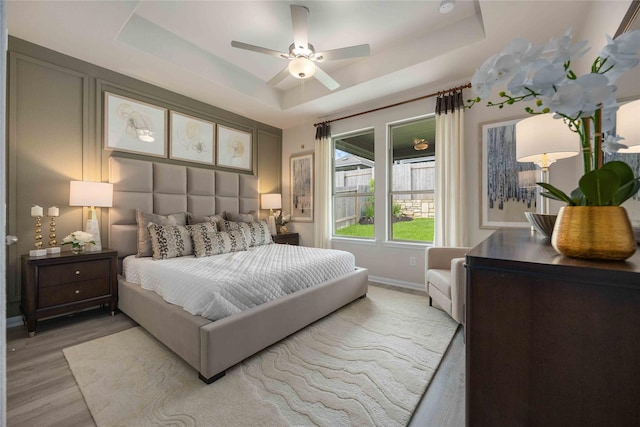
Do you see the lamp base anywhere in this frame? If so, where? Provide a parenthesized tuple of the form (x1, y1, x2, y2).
(46, 247, 61, 254)
(29, 249, 47, 257)
(85, 218, 102, 251)
(268, 216, 277, 236)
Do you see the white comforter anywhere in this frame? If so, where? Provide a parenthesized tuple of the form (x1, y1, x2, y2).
(123, 244, 356, 321)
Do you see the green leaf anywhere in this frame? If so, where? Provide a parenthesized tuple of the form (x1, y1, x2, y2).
(579, 169, 620, 205)
(613, 177, 640, 206)
(569, 187, 586, 205)
(537, 182, 575, 205)
(602, 161, 635, 186)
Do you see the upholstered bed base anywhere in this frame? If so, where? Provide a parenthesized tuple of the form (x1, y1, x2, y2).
(119, 267, 368, 382)
(108, 156, 369, 383)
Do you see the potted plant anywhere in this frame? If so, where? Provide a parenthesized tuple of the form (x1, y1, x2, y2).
(274, 210, 291, 234)
(61, 230, 95, 254)
(469, 28, 640, 260)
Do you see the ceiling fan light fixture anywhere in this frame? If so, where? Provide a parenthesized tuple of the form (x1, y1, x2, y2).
(413, 138, 429, 151)
(439, 0, 455, 14)
(289, 57, 316, 79)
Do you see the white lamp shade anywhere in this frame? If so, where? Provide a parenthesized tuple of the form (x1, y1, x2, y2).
(261, 193, 282, 210)
(288, 57, 315, 79)
(515, 114, 580, 165)
(69, 181, 114, 207)
(616, 100, 640, 153)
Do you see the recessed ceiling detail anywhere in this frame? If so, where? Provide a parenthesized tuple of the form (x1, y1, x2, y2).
(6, 1, 620, 129)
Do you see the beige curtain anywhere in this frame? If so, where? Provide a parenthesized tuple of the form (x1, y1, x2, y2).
(314, 123, 332, 249)
(434, 92, 466, 246)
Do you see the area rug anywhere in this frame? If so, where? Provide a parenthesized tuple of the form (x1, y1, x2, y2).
(63, 286, 458, 427)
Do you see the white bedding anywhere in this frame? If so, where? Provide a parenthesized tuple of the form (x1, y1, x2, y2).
(123, 244, 356, 321)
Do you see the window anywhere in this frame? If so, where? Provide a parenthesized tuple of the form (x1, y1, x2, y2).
(389, 116, 436, 242)
(332, 129, 375, 239)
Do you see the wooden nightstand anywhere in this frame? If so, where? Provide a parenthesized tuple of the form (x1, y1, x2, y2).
(20, 249, 118, 337)
(272, 233, 299, 246)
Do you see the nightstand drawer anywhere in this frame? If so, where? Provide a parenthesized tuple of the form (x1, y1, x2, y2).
(38, 277, 111, 308)
(38, 259, 110, 288)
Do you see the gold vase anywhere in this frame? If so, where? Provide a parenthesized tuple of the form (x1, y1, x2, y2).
(552, 206, 637, 261)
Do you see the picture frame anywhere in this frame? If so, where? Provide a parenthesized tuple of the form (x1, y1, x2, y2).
(169, 111, 215, 165)
(290, 152, 314, 223)
(216, 124, 252, 171)
(104, 92, 167, 157)
(481, 118, 537, 228)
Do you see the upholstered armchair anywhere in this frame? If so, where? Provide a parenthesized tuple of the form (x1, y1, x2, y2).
(425, 247, 471, 324)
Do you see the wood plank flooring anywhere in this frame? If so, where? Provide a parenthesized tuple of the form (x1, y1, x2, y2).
(6, 285, 465, 427)
(6, 308, 136, 426)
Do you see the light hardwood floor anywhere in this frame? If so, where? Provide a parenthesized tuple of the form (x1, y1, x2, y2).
(6, 285, 465, 427)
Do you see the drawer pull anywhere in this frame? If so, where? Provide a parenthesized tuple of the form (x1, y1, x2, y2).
(75, 270, 80, 275)
(75, 290, 80, 294)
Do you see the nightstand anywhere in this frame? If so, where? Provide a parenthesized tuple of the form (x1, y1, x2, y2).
(272, 232, 299, 246)
(20, 249, 118, 337)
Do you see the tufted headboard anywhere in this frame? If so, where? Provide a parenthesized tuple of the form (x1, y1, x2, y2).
(108, 156, 259, 259)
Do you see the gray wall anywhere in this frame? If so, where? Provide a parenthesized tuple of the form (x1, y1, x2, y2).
(6, 37, 282, 317)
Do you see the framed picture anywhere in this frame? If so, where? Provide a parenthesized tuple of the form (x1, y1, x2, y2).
(169, 111, 215, 165)
(290, 152, 314, 222)
(481, 118, 538, 228)
(104, 92, 167, 157)
(216, 124, 252, 171)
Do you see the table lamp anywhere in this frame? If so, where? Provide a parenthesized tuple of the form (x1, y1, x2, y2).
(261, 193, 282, 236)
(69, 181, 113, 251)
(516, 114, 580, 215)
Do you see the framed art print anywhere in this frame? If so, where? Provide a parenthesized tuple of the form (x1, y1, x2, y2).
(104, 92, 167, 157)
(170, 111, 215, 165)
(481, 118, 537, 228)
(290, 152, 314, 222)
(216, 124, 252, 171)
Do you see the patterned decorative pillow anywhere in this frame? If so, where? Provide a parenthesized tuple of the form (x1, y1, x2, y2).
(136, 210, 187, 257)
(147, 223, 193, 260)
(187, 212, 225, 229)
(224, 211, 257, 223)
(189, 222, 249, 257)
(220, 219, 272, 247)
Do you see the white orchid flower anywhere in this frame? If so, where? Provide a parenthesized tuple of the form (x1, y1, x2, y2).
(531, 63, 566, 95)
(575, 74, 617, 116)
(602, 134, 628, 153)
(541, 83, 586, 118)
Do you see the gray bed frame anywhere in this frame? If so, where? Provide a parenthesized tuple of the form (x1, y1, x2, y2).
(108, 156, 369, 383)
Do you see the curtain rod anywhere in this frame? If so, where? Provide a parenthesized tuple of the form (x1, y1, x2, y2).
(313, 82, 471, 127)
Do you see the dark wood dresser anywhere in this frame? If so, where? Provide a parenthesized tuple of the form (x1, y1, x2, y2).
(465, 228, 640, 426)
(20, 249, 118, 337)
(272, 232, 299, 245)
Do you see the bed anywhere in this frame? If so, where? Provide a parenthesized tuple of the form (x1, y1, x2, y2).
(108, 156, 369, 383)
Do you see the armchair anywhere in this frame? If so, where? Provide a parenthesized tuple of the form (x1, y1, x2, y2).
(425, 246, 471, 324)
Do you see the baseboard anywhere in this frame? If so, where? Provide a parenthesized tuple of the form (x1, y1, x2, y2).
(6, 315, 23, 329)
(368, 275, 424, 292)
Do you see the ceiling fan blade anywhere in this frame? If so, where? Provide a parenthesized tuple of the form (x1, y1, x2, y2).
(291, 5, 309, 51)
(313, 65, 340, 91)
(266, 67, 291, 86)
(231, 41, 288, 59)
(315, 44, 371, 62)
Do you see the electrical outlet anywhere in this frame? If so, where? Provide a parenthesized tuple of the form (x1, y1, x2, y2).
(409, 256, 416, 267)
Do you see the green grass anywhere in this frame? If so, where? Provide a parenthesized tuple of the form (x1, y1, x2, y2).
(335, 218, 434, 242)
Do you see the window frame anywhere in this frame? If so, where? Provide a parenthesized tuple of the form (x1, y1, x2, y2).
(387, 115, 436, 244)
(331, 128, 376, 240)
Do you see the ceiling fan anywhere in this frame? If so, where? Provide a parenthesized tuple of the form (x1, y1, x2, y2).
(230, 5, 370, 91)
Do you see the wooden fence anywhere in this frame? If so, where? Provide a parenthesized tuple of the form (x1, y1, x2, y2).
(334, 161, 435, 229)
